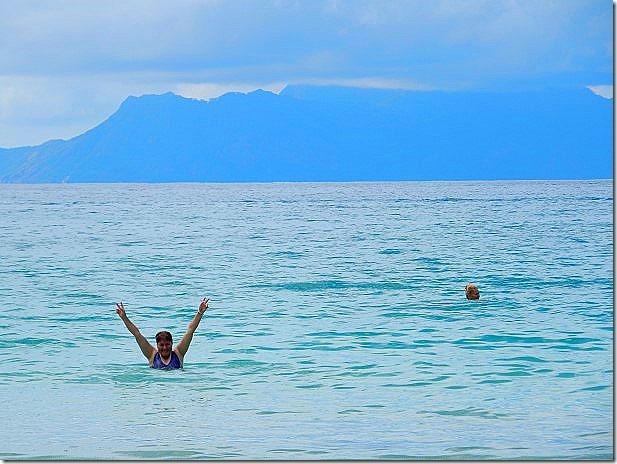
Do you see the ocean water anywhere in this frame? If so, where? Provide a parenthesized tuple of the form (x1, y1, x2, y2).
(0, 180, 612, 460)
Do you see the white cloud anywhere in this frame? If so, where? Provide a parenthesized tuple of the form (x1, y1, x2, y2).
(175, 77, 437, 102)
(174, 82, 287, 101)
(285, 77, 435, 91)
(587, 85, 613, 99)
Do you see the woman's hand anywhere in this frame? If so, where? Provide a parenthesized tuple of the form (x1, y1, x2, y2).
(199, 297, 209, 314)
(116, 301, 127, 319)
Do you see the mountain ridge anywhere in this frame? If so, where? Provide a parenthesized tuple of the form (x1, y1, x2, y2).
(0, 85, 611, 183)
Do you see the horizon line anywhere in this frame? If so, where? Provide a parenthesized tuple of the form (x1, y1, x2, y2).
(0, 178, 611, 186)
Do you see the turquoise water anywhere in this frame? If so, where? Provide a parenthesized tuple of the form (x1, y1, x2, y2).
(0, 180, 612, 460)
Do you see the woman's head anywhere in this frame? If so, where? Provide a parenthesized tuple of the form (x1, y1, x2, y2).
(465, 284, 480, 300)
(156, 331, 172, 343)
(155, 331, 173, 356)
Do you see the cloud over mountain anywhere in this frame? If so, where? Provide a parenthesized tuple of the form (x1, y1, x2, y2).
(0, 1, 611, 147)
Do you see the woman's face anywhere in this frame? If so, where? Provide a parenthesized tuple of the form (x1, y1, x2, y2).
(157, 338, 173, 357)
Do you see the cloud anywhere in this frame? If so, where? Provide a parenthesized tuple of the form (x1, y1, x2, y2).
(0, 0, 612, 147)
(1, 0, 611, 80)
(174, 82, 287, 101)
(587, 85, 614, 99)
(284, 77, 435, 91)
(0, 73, 173, 147)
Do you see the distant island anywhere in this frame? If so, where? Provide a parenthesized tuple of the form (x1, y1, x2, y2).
(0, 85, 611, 183)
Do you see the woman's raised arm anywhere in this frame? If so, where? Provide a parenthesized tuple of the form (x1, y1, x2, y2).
(175, 298, 209, 358)
(116, 302, 156, 362)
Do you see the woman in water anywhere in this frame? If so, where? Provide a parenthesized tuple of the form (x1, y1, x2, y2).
(115, 297, 209, 369)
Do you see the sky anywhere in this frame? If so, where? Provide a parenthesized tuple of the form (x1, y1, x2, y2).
(0, 0, 613, 148)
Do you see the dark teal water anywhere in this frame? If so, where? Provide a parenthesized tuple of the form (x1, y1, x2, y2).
(0, 180, 612, 459)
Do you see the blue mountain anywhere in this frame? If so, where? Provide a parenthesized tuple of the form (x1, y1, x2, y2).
(0, 85, 612, 182)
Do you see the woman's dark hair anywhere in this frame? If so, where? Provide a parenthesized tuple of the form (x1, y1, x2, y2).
(155, 331, 173, 343)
